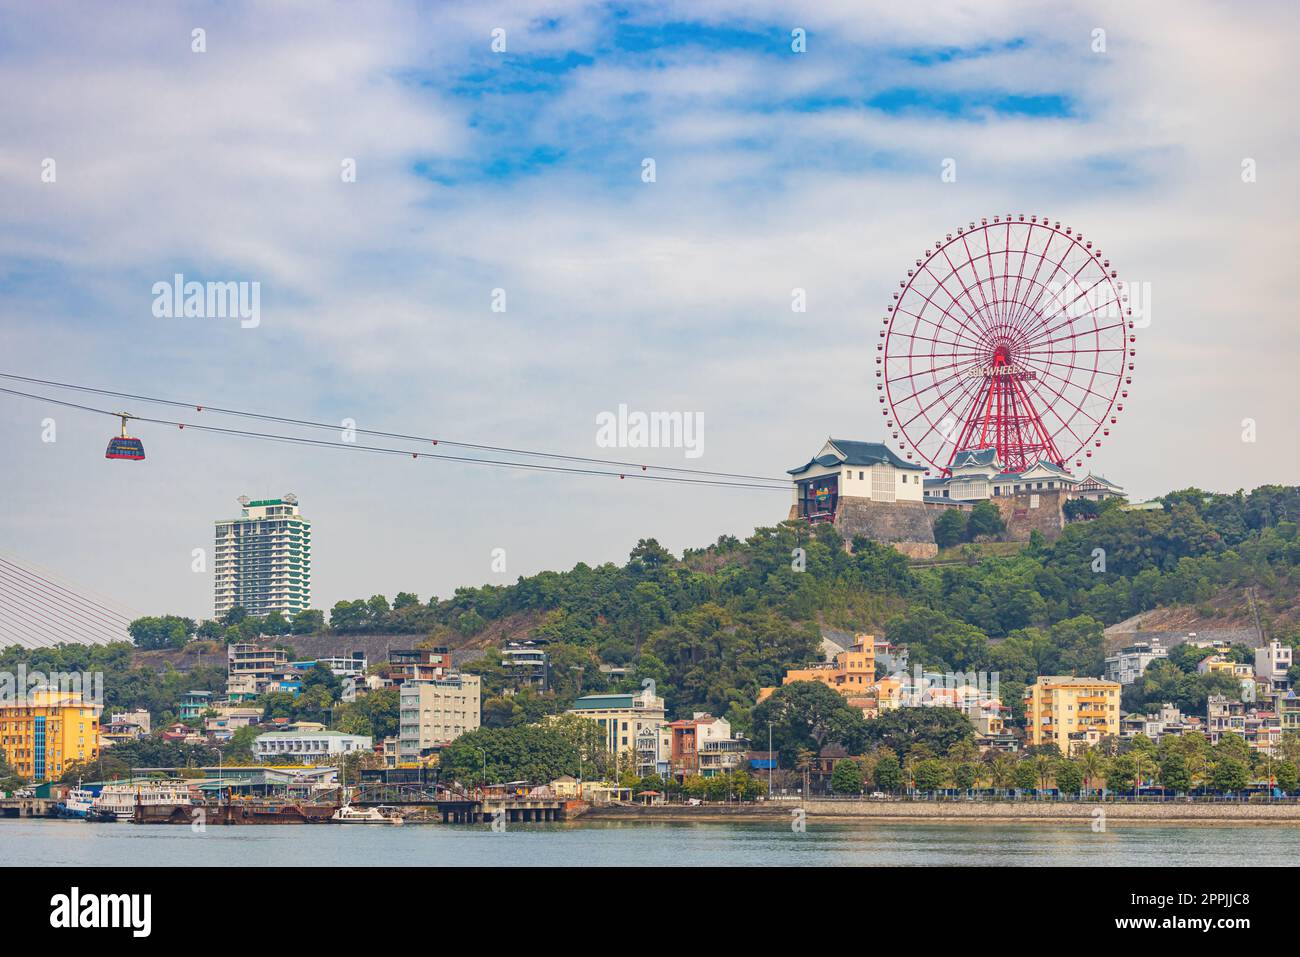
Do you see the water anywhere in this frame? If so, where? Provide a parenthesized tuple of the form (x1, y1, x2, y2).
(4, 818, 1299, 866)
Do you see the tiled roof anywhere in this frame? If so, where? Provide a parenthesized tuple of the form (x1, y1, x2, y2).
(788, 438, 926, 475)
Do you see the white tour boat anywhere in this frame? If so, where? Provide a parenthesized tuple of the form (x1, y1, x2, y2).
(91, 781, 194, 822)
(331, 804, 404, 825)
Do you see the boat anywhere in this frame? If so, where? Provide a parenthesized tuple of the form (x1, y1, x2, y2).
(332, 804, 405, 825)
(92, 781, 194, 822)
(132, 796, 339, 825)
(59, 784, 96, 819)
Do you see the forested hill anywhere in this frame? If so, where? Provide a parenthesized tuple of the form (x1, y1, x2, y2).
(99, 484, 1300, 733)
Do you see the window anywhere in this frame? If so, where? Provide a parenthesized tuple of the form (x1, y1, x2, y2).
(859, 471, 864, 480)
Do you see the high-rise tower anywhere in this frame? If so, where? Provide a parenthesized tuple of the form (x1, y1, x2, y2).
(213, 494, 311, 618)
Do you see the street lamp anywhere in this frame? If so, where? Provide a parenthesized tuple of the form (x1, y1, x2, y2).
(209, 747, 223, 805)
(475, 747, 487, 796)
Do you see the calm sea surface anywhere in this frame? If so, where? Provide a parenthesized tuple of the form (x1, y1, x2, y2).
(3, 818, 1299, 866)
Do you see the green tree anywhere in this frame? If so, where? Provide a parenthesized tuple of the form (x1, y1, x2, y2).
(751, 681, 867, 766)
(953, 763, 977, 790)
(872, 752, 902, 792)
(1158, 753, 1191, 793)
(128, 615, 196, 650)
(1211, 757, 1249, 793)
(1274, 761, 1298, 793)
(861, 705, 974, 756)
(1054, 760, 1083, 795)
(831, 758, 864, 795)
(912, 758, 948, 792)
(1013, 760, 1039, 792)
(933, 510, 968, 550)
(967, 500, 1006, 540)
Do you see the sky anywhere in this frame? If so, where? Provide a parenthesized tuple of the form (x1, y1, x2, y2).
(1, 0, 1297, 625)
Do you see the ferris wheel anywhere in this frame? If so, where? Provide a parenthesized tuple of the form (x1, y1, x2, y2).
(876, 214, 1134, 476)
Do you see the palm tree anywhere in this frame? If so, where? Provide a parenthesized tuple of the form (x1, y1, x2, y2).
(1034, 754, 1055, 795)
(1079, 749, 1106, 798)
(989, 754, 1016, 794)
(795, 748, 815, 798)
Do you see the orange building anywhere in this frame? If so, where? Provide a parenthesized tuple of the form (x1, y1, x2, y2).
(759, 635, 877, 708)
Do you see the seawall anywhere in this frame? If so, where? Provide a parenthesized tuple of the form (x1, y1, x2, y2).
(585, 800, 1300, 825)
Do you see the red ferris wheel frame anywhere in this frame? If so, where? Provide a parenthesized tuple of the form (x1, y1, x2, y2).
(875, 214, 1135, 476)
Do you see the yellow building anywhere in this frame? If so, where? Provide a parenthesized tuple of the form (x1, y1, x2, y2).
(1024, 676, 1120, 753)
(0, 688, 101, 782)
(759, 634, 876, 704)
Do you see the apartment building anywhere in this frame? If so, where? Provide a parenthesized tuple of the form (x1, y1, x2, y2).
(397, 673, 481, 762)
(0, 688, 100, 782)
(1104, 640, 1168, 685)
(1024, 676, 1121, 753)
(213, 494, 311, 618)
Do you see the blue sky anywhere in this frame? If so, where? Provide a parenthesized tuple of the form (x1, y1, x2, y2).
(0, 0, 1297, 623)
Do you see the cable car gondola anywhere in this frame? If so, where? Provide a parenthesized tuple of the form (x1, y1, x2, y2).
(105, 413, 145, 461)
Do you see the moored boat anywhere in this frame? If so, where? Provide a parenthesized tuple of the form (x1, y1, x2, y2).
(332, 804, 404, 824)
(92, 781, 194, 822)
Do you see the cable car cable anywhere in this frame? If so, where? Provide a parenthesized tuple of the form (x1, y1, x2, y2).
(0, 372, 789, 485)
(0, 385, 787, 491)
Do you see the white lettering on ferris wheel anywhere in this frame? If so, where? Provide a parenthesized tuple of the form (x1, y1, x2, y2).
(962, 365, 1037, 382)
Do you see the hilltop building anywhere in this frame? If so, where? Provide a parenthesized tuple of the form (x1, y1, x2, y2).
(787, 437, 1125, 558)
(502, 641, 550, 691)
(759, 634, 877, 710)
(1255, 641, 1294, 692)
(1105, 639, 1169, 686)
(788, 438, 926, 522)
(214, 494, 312, 619)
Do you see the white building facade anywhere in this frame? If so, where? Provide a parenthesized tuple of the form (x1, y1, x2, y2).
(788, 438, 927, 521)
(252, 729, 372, 762)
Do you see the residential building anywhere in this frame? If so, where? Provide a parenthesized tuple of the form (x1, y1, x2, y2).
(179, 690, 213, 720)
(213, 493, 311, 618)
(502, 641, 550, 691)
(1207, 694, 1282, 754)
(98, 717, 148, 748)
(204, 707, 262, 740)
(1105, 640, 1169, 686)
(1255, 641, 1293, 691)
(378, 648, 452, 689)
(788, 438, 926, 522)
(106, 709, 151, 735)
(0, 686, 100, 780)
(1024, 676, 1121, 753)
(1197, 656, 1254, 682)
(290, 653, 368, 679)
(227, 643, 289, 697)
(1119, 703, 1196, 742)
(252, 729, 373, 763)
(566, 689, 667, 765)
(759, 634, 876, 708)
(667, 713, 748, 779)
(397, 673, 481, 762)
(636, 724, 672, 778)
